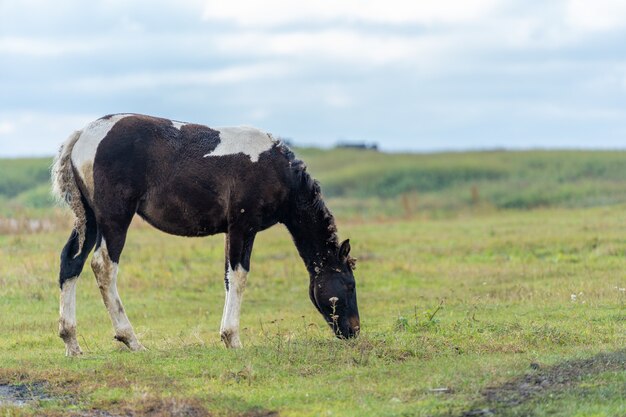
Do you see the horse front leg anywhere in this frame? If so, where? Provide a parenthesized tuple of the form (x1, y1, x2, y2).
(220, 229, 256, 348)
(220, 235, 231, 343)
(220, 264, 248, 348)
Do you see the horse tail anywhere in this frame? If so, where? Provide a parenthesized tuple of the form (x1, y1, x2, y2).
(51, 130, 88, 258)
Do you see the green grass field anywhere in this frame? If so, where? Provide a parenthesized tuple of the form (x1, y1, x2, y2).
(1, 204, 624, 416)
(0, 149, 625, 416)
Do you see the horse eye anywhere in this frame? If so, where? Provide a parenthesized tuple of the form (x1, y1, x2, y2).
(345, 284, 355, 292)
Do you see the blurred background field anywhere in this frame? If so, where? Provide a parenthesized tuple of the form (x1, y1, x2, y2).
(2, 148, 626, 222)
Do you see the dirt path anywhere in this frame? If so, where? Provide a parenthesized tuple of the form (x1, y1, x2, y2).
(458, 350, 626, 417)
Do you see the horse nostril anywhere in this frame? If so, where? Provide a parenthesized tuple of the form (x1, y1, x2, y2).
(348, 316, 360, 330)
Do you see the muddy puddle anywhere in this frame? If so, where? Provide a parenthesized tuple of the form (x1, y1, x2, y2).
(0, 384, 197, 416)
(0, 382, 49, 407)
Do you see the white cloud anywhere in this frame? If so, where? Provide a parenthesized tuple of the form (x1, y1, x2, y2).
(204, 4, 618, 71)
(214, 30, 454, 68)
(324, 91, 353, 109)
(248, 108, 271, 121)
(0, 36, 97, 57)
(0, 112, 97, 156)
(0, 122, 16, 135)
(528, 102, 626, 121)
(203, 0, 497, 27)
(57, 63, 292, 93)
(566, 0, 626, 32)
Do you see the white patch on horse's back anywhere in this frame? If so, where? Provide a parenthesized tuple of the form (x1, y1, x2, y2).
(71, 114, 132, 198)
(171, 121, 187, 130)
(204, 126, 275, 162)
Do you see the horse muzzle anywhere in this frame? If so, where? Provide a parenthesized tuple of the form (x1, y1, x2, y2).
(335, 316, 360, 339)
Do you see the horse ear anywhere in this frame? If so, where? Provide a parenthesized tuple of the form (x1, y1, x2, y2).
(338, 239, 351, 260)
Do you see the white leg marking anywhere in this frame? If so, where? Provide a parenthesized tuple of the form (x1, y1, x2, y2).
(203, 127, 275, 162)
(220, 235, 229, 333)
(59, 277, 82, 356)
(220, 264, 248, 348)
(91, 239, 144, 351)
(220, 281, 229, 333)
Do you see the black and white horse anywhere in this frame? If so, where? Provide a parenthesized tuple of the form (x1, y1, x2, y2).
(51, 114, 360, 356)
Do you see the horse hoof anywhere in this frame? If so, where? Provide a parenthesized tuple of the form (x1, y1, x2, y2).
(65, 346, 83, 357)
(114, 332, 145, 352)
(220, 330, 242, 348)
(130, 343, 147, 352)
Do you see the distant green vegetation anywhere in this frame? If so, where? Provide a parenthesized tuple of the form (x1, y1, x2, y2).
(0, 158, 56, 216)
(297, 148, 626, 210)
(0, 158, 52, 198)
(1, 149, 626, 217)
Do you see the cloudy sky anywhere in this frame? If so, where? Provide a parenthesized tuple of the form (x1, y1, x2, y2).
(1, 0, 626, 156)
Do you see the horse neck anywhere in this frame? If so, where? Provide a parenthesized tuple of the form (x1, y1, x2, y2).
(284, 194, 339, 276)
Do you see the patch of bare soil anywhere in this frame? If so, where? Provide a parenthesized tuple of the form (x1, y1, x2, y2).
(131, 397, 210, 417)
(0, 382, 49, 407)
(459, 350, 625, 417)
(67, 411, 121, 417)
(74, 401, 280, 417)
(0, 381, 276, 417)
(65, 397, 211, 417)
(239, 409, 280, 417)
(0, 383, 210, 417)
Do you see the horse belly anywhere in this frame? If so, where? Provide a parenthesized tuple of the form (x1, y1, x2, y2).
(137, 187, 227, 237)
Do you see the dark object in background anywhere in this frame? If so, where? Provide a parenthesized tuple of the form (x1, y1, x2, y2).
(336, 142, 379, 151)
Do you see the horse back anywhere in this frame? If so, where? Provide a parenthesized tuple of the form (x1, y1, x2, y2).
(71, 114, 293, 237)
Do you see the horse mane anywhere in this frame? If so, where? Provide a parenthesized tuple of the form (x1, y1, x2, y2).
(278, 142, 357, 270)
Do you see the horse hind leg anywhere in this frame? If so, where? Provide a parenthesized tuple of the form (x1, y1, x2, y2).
(91, 224, 145, 351)
(59, 212, 98, 356)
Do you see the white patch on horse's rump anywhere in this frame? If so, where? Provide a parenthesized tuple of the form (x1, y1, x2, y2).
(204, 126, 275, 162)
(171, 121, 186, 130)
(71, 114, 132, 199)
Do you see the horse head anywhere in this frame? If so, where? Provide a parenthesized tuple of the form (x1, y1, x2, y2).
(309, 239, 360, 338)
